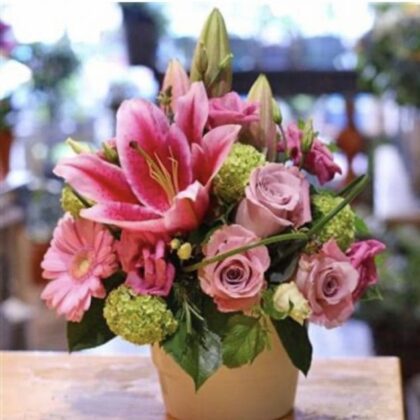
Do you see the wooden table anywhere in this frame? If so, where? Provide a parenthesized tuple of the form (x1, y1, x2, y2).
(1, 352, 404, 420)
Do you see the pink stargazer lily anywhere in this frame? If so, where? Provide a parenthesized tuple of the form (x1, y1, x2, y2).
(54, 82, 241, 234)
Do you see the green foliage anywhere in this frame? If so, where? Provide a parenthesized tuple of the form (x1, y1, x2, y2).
(67, 297, 115, 352)
(271, 318, 312, 375)
(66, 272, 125, 351)
(222, 315, 269, 368)
(163, 318, 222, 390)
(354, 215, 370, 236)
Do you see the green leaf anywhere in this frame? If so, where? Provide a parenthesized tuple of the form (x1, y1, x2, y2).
(67, 297, 115, 352)
(269, 253, 299, 284)
(222, 315, 269, 368)
(355, 215, 370, 236)
(271, 317, 312, 375)
(201, 296, 233, 337)
(361, 285, 383, 301)
(163, 320, 222, 390)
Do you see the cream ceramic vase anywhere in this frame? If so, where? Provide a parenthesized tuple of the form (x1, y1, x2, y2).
(152, 328, 298, 420)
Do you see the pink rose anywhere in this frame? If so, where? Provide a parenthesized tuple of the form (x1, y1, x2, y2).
(304, 140, 342, 185)
(198, 224, 270, 312)
(208, 92, 259, 128)
(235, 163, 311, 238)
(296, 240, 359, 329)
(116, 231, 174, 297)
(279, 123, 342, 185)
(346, 240, 386, 301)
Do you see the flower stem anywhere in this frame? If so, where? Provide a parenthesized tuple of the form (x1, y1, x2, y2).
(307, 174, 368, 238)
(183, 231, 308, 273)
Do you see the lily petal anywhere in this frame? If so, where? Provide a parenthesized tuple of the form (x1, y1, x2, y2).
(81, 203, 165, 233)
(117, 99, 192, 213)
(192, 124, 241, 185)
(175, 82, 209, 144)
(164, 181, 209, 232)
(54, 154, 138, 204)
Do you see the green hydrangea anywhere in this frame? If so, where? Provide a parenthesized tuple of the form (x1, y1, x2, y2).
(312, 193, 356, 250)
(103, 285, 178, 345)
(213, 143, 265, 203)
(60, 185, 85, 217)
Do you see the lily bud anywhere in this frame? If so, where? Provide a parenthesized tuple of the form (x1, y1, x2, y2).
(66, 138, 91, 154)
(161, 59, 190, 113)
(272, 98, 282, 124)
(190, 8, 232, 97)
(247, 74, 277, 161)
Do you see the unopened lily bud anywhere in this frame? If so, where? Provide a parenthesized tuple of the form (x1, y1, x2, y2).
(177, 242, 192, 260)
(161, 59, 190, 113)
(247, 74, 277, 161)
(66, 138, 91, 154)
(272, 98, 282, 124)
(190, 8, 232, 97)
(170, 238, 181, 250)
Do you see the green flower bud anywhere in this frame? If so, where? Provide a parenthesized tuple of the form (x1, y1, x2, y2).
(247, 74, 277, 161)
(301, 119, 316, 153)
(272, 98, 282, 124)
(103, 285, 178, 345)
(66, 137, 91, 154)
(102, 142, 119, 164)
(170, 238, 181, 250)
(213, 143, 266, 203)
(177, 242, 192, 260)
(60, 185, 85, 217)
(312, 193, 356, 250)
(190, 8, 232, 97)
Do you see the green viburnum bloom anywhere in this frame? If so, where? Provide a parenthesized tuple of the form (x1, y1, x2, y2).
(312, 193, 356, 250)
(60, 185, 85, 217)
(213, 143, 265, 203)
(103, 285, 178, 345)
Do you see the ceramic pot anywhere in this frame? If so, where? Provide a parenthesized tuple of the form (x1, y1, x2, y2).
(152, 327, 298, 420)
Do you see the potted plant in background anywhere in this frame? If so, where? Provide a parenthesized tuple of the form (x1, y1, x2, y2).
(357, 4, 420, 194)
(39, 9, 385, 420)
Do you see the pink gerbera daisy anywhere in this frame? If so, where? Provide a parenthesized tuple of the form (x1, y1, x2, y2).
(41, 214, 117, 322)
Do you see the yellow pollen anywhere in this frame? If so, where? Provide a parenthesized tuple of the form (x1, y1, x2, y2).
(131, 142, 180, 204)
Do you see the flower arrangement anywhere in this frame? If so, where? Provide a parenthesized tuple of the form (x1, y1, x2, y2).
(41, 9, 385, 390)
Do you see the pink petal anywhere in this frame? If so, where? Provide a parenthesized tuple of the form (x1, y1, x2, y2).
(192, 124, 241, 185)
(163, 181, 209, 232)
(54, 154, 138, 204)
(81, 202, 166, 233)
(175, 82, 209, 144)
(117, 100, 192, 213)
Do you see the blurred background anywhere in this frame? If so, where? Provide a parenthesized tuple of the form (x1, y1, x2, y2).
(0, 1, 420, 416)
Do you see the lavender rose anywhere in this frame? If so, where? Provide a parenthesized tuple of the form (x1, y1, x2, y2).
(346, 239, 386, 301)
(198, 224, 270, 312)
(235, 163, 311, 238)
(295, 240, 359, 329)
